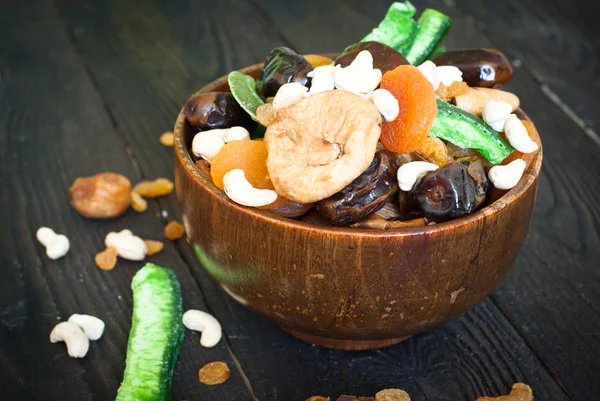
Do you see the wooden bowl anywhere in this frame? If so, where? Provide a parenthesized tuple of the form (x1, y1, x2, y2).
(173, 64, 543, 350)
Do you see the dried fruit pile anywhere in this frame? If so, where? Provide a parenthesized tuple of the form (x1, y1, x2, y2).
(184, 1, 540, 228)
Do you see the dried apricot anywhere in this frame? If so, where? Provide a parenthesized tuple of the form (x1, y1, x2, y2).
(501, 120, 541, 169)
(210, 140, 273, 190)
(95, 246, 118, 271)
(164, 220, 185, 240)
(380, 65, 437, 154)
(133, 178, 174, 198)
(144, 240, 164, 255)
(415, 137, 450, 167)
(159, 131, 174, 146)
(130, 191, 148, 212)
(375, 389, 411, 401)
(70, 172, 131, 219)
(198, 361, 230, 385)
(304, 54, 334, 68)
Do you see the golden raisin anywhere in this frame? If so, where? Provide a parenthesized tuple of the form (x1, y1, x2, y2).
(305, 397, 330, 401)
(475, 383, 533, 401)
(95, 246, 118, 271)
(70, 172, 131, 219)
(436, 81, 469, 102)
(133, 178, 174, 198)
(198, 361, 230, 385)
(144, 240, 164, 255)
(159, 131, 174, 146)
(130, 191, 148, 212)
(375, 389, 411, 401)
(164, 220, 185, 240)
(415, 137, 450, 167)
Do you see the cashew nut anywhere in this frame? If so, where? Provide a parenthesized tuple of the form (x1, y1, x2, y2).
(272, 82, 308, 110)
(436, 65, 463, 87)
(105, 229, 147, 261)
(182, 309, 222, 348)
(368, 89, 399, 122)
(306, 65, 336, 95)
(223, 169, 278, 207)
(36, 227, 70, 260)
(50, 321, 90, 358)
(488, 159, 527, 190)
(503, 114, 539, 153)
(334, 50, 382, 94)
(482, 100, 513, 132)
(397, 161, 440, 191)
(417, 60, 439, 90)
(68, 314, 105, 341)
(192, 127, 250, 162)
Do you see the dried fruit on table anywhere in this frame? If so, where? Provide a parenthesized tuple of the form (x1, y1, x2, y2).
(335, 41, 409, 74)
(432, 48, 513, 88)
(264, 90, 382, 203)
(130, 191, 148, 213)
(198, 361, 230, 385)
(184, 91, 256, 131)
(436, 81, 469, 102)
(133, 178, 174, 198)
(380, 65, 438, 154)
(501, 119, 541, 169)
(164, 220, 185, 240)
(305, 396, 330, 401)
(210, 139, 273, 190)
(454, 87, 519, 117)
(256, 47, 313, 98)
(256, 103, 276, 127)
(475, 383, 533, 401)
(144, 240, 164, 256)
(70, 172, 131, 219)
(415, 137, 450, 167)
(159, 131, 174, 146)
(304, 54, 334, 68)
(95, 246, 118, 271)
(375, 389, 411, 401)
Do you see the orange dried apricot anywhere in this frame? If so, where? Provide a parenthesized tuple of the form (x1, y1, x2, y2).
(501, 119, 541, 169)
(303, 54, 334, 68)
(415, 137, 450, 167)
(198, 361, 230, 385)
(164, 220, 185, 240)
(210, 139, 273, 190)
(380, 65, 437, 154)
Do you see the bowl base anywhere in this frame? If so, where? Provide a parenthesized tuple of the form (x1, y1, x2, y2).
(282, 327, 410, 351)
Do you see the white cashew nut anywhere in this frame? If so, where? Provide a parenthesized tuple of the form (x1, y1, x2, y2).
(417, 61, 463, 90)
(36, 227, 70, 260)
(334, 50, 381, 94)
(50, 321, 90, 358)
(68, 314, 105, 341)
(368, 89, 399, 122)
(488, 159, 527, 190)
(192, 127, 250, 162)
(182, 309, 222, 348)
(417, 60, 440, 90)
(223, 169, 278, 207)
(273, 82, 308, 110)
(482, 101, 513, 132)
(397, 161, 440, 191)
(306, 65, 336, 95)
(503, 114, 539, 153)
(105, 229, 147, 261)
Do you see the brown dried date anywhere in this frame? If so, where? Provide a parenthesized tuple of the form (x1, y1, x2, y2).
(315, 150, 399, 226)
(432, 48, 513, 88)
(257, 47, 313, 98)
(184, 91, 255, 131)
(335, 41, 409, 74)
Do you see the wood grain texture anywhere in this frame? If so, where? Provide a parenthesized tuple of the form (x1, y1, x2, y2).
(0, 1, 250, 400)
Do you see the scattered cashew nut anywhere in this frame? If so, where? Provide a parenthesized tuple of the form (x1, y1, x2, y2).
(182, 309, 222, 348)
(397, 161, 440, 191)
(223, 169, 278, 207)
(105, 229, 147, 261)
(50, 321, 90, 358)
(417, 61, 463, 90)
(68, 314, 105, 341)
(368, 89, 399, 122)
(334, 50, 382, 94)
(36, 227, 70, 260)
(482, 100, 513, 132)
(272, 82, 308, 110)
(306, 65, 336, 95)
(488, 159, 527, 190)
(503, 114, 539, 153)
(192, 127, 250, 162)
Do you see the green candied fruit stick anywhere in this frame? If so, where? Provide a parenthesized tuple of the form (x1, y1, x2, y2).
(361, 1, 418, 55)
(228, 71, 264, 122)
(406, 9, 453, 65)
(428, 45, 446, 60)
(430, 99, 514, 164)
(115, 263, 184, 401)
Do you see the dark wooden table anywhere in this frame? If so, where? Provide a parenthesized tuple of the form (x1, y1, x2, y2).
(1, 0, 599, 400)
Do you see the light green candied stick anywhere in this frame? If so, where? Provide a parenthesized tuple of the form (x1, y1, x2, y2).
(405, 8, 453, 65)
(115, 263, 184, 401)
(361, 1, 419, 55)
(228, 71, 264, 122)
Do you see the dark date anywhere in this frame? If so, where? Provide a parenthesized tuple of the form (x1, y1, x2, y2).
(256, 47, 313, 98)
(433, 48, 513, 88)
(335, 41, 409, 74)
(184, 91, 255, 131)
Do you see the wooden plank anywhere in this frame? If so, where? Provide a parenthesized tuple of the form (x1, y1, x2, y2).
(53, 0, 596, 400)
(0, 2, 250, 400)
